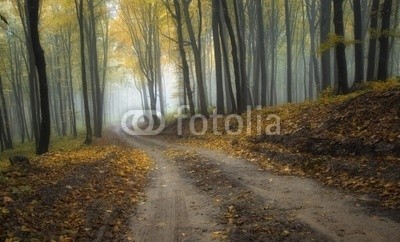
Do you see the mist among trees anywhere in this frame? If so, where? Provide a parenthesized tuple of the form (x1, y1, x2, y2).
(0, 0, 399, 153)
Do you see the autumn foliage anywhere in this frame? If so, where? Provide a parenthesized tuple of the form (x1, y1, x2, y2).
(0, 141, 152, 241)
(177, 82, 400, 210)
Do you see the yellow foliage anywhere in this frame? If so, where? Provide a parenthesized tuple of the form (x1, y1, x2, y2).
(318, 32, 355, 56)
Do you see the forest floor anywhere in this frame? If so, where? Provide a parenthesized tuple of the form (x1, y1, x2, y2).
(1, 81, 400, 241)
(0, 134, 153, 241)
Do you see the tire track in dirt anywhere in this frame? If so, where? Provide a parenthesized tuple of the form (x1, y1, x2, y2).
(116, 130, 400, 241)
(116, 131, 223, 242)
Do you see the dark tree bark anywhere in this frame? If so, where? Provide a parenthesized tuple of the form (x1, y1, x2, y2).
(377, 0, 393, 81)
(256, 0, 267, 107)
(54, 36, 67, 136)
(333, 0, 349, 94)
(26, 0, 51, 155)
(168, 0, 195, 115)
(269, 0, 277, 105)
(182, 0, 209, 117)
(218, 3, 236, 113)
(233, 0, 249, 109)
(17, 0, 40, 147)
(75, 0, 92, 144)
(88, 0, 103, 137)
(353, 0, 364, 85)
(212, 0, 224, 115)
(0, 76, 13, 149)
(305, 0, 320, 93)
(63, 28, 77, 138)
(366, 0, 380, 81)
(320, 0, 332, 90)
(221, 0, 243, 114)
(284, 0, 293, 102)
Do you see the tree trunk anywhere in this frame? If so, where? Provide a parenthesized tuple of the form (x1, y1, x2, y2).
(26, 0, 51, 155)
(221, 0, 243, 114)
(320, 0, 332, 89)
(212, 0, 224, 114)
(233, 0, 248, 109)
(0, 76, 13, 149)
(182, 0, 209, 117)
(377, 0, 393, 81)
(256, 0, 267, 107)
(88, 0, 103, 137)
(366, 0, 380, 81)
(75, 0, 92, 144)
(171, 0, 195, 116)
(218, 5, 236, 113)
(353, 0, 364, 85)
(333, 0, 349, 94)
(305, 0, 321, 92)
(18, 0, 40, 147)
(284, 0, 293, 102)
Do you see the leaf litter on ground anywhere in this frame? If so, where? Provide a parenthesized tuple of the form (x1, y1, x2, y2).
(166, 81, 400, 211)
(0, 137, 153, 241)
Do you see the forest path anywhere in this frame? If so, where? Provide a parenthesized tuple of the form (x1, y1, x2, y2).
(113, 129, 400, 241)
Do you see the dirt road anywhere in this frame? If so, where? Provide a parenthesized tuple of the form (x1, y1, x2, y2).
(115, 130, 400, 241)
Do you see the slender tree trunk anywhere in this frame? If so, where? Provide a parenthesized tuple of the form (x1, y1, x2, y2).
(18, 0, 40, 147)
(182, 0, 209, 117)
(353, 0, 364, 85)
(333, 0, 349, 94)
(284, 0, 293, 102)
(171, 0, 195, 116)
(221, 0, 243, 114)
(270, 0, 277, 105)
(377, 0, 393, 81)
(75, 0, 92, 144)
(65, 29, 77, 138)
(256, 0, 267, 107)
(0, 76, 13, 149)
(366, 0, 380, 81)
(212, 0, 224, 114)
(320, 0, 332, 89)
(26, 0, 51, 155)
(234, 0, 248, 109)
(305, 0, 321, 92)
(88, 0, 103, 137)
(218, 6, 236, 113)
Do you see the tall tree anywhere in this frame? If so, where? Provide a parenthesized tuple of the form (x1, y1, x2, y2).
(88, 0, 103, 137)
(333, 0, 349, 94)
(221, 0, 243, 114)
(366, 0, 380, 81)
(284, 0, 293, 102)
(305, 0, 320, 96)
(26, 0, 51, 155)
(212, 0, 224, 114)
(233, 0, 249, 108)
(353, 0, 364, 85)
(0, 75, 13, 149)
(377, 0, 393, 81)
(256, 0, 267, 106)
(182, 0, 209, 117)
(320, 0, 332, 90)
(165, 0, 195, 115)
(17, 0, 40, 147)
(75, 0, 92, 144)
